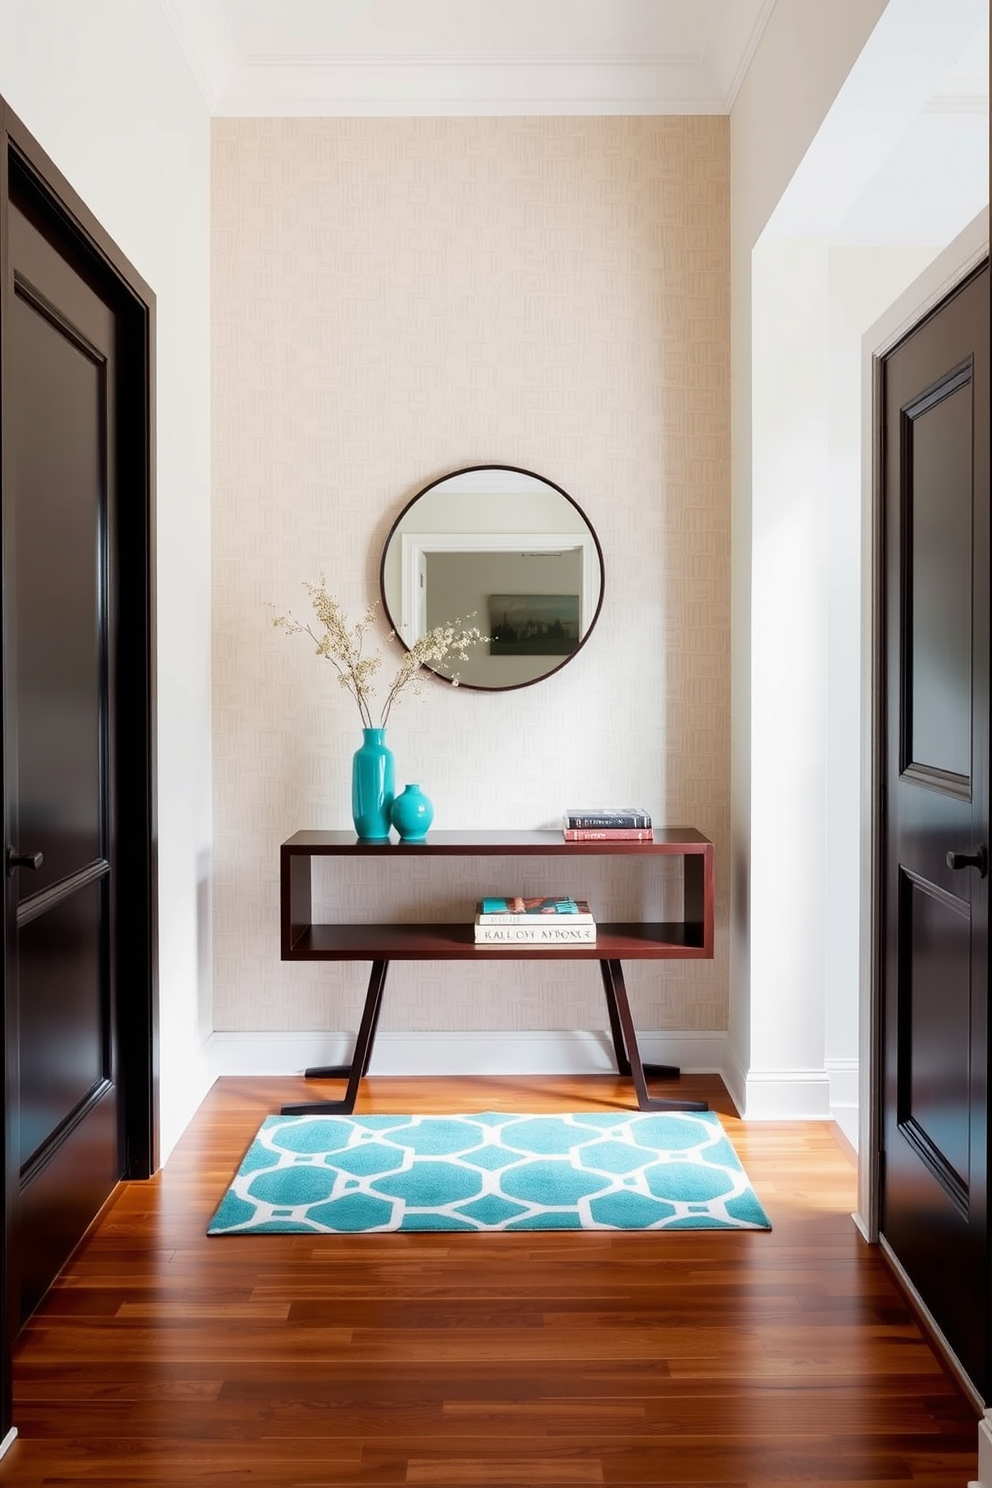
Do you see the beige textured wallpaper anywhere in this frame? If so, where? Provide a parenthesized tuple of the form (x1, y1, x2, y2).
(211, 116, 730, 1044)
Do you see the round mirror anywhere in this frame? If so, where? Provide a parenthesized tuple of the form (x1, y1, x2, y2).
(380, 465, 605, 692)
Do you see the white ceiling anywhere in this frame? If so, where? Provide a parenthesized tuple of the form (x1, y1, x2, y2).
(159, 0, 779, 115)
(160, 0, 988, 247)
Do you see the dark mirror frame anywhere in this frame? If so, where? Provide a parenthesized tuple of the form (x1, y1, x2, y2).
(379, 464, 606, 693)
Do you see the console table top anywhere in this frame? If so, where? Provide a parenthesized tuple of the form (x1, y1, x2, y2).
(282, 827, 711, 855)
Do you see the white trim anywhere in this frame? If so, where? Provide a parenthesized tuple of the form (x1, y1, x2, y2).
(717, 0, 778, 111)
(738, 1069, 832, 1121)
(0, 1428, 15, 1461)
(976, 1413, 992, 1488)
(859, 208, 990, 1237)
(714, 1045, 846, 1122)
(179, 69, 735, 119)
(204, 1030, 851, 1124)
(924, 94, 988, 115)
(205, 1028, 727, 1081)
(157, 0, 230, 113)
(720, 1040, 748, 1117)
(864, 209, 989, 361)
(826, 1057, 859, 1153)
(159, 0, 779, 117)
(825, 1057, 859, 1105)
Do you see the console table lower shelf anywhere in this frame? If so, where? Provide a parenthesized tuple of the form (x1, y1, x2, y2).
(280, 952, 707, 1117)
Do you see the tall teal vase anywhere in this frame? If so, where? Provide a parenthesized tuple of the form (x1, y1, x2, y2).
(351, 727, 395, 842)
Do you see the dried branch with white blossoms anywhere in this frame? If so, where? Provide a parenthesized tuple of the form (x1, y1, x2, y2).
(272, 577, 487, 729)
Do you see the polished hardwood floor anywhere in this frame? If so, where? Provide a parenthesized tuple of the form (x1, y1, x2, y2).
(0, 1074, 980, 1486)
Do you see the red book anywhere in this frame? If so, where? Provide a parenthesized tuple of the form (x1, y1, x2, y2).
(563, 828, 654, 841)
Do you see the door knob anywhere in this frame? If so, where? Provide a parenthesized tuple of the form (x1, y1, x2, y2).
(6, 848, 44, 875)
(946, 845, 988, 878)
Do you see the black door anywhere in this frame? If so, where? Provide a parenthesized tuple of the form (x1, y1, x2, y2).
(4, 198, 123, 1325)
(0, 103, 158, 1424)
(880, 261, 990, 1397)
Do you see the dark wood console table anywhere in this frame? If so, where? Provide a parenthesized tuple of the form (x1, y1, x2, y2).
(280, 828, 714, 1116)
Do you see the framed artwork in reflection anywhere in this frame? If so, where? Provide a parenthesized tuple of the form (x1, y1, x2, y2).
(488, 594, 580, 656)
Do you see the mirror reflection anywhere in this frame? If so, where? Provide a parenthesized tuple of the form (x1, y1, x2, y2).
(380, 466, 605, 691)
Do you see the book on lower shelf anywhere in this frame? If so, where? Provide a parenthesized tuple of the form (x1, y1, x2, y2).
(477, 896, 595, 924)
(563, 828, 654, 842)
(563, 807, 652, 830)
(474, 920, 597, 945)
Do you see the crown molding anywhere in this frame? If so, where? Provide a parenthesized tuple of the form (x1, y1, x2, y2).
(159, 0, 240, 114)
(923, 94, 989, 114)
(714, 0, 777, 110)
(159, 0, 776, 117)
(211, 65, 731, 117)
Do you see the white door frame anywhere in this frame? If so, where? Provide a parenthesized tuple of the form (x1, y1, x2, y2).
(858, 207, 989, 1240)
(858, 210, 990, 1467)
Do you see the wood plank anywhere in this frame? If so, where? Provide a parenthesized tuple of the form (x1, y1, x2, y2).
(0, 1074, 979, 1487)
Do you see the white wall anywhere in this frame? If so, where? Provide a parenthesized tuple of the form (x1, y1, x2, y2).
(0, 0, 214, 1162)
(825, 244, 936, 1146)
(729, 0, 889, 1107)
(824, 250, 934, 1012)
(747, 235, 832, 1110)
(730, 0, 988, 1126)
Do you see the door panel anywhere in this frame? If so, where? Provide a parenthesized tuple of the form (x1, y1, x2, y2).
(901, 870, 971, 1194)
(5, 200, 120, 1324)
(15, 1084, 118, 1332)
(881, 263, 989, 1398)
(18, 882, 108, 1169)
(10, 281, 106, 895)
(905, 372, 973, 780)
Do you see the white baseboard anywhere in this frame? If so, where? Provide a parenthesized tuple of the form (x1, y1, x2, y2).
(204, 1030, 855, 1126)
(826, 1058, 859, 1153)
(0, 1428, 16, 1461)
(159, 1046, 215, 1168)
(719, 1040, 747, 1115)
(739, 1067, 833, 1120)
(204, 1028, 726, 1080)
(976, 1413, 992, 1488)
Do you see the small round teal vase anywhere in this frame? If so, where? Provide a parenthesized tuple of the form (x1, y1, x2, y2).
(390, 782, 434, 843)
(351, 727, 395, 842)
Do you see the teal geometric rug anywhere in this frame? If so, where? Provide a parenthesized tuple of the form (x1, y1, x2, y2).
(207, 1110, 771, 1234)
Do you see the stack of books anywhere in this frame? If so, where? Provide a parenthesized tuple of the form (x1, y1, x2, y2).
(562, 808, 653, 841)
(474, 895, 597, 945)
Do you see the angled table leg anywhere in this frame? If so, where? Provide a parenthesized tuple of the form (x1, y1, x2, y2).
(599, 958, 708, 1113)
(281, 960, 389, 1115)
